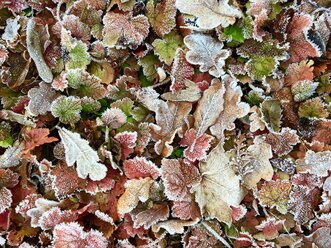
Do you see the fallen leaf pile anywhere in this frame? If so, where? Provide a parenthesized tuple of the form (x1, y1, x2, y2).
(0, 0, 331, 247)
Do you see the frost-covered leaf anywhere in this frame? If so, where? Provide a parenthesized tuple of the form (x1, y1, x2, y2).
(298, 97, 329, 119)
(66, 69, 107, 100)
(2, 16, 20, 44)
(184, 33, 231, 77)
(0, 122, 12, 148)
(23, 128, 58, 153)
(287, 14, 321, 63)
(300, 150, 331, 177)
(255, 217, 284, 240)
(161, 159, 200, 201)
(99, 108, 127, 128)
(237, 37, 287, 80)
(291, 80, 318, 102)
(172, 200, 201, 220)
(153, 31, 183, 65)
(0, 187, 12, 214)
(146, 0, 176, 37)
(255, 180, 292, 214)
(0, 169, 19, 189)
(114, 131, 137, 160)
(170, 49, 194, 92)
(0, 144, 22, 168)
(285, 60, 314, 86)
(51, 96, 82, 124)
(241, 136, 273, 189)
(27, 82, 58, 116)
(150, 101, 191, 157)
(137, 54, 161, 82)
(210, 75, 250, 139)
(176, 0, 242, 29)
(117, 177, 153, 215)
(191, 143, 244, 224)
(194, 78, 225, 137)
(152, 218, 199, 235)
(26, 19, 53, 83)
(180, 128, 213, 162)
(65, 40, 91, 70)
(292, 173, 322, 190)
(103, 12, 149, 48)
(162, 80, 201, 102)
(266, 128, 300, 156)
(58, 127, 107, 181)
(123, 157, 160, 180)
(53, 222, 108, 248)
(132, 203, 169, 229)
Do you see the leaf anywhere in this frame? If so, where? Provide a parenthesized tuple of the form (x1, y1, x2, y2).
(161, 159, 200, 201)
(26, 19, 53, 83)
(180, 128, 214, 162)
(53, 222, 108, 248)
(171, 200, 201, 220)
(0, 122, 12, 148)
(65, 40, 91, 70)
(298, 97, 329, 119)
(291, 80, 318, 102)
(194, 78, 226, 137)
(300, 150, 331, 177)
(150, 101, 191, 157)
(27, 82, 58, 116)
(66, 69, 107, 100)
(58, 127, 107, 181)
(210, 75, 250, 139)
(0, 187, 12, 214)
(162, 80, 201, 102)
(51, 96, 82, 124)
(152, 219, 199, 235)
(102, 12, 149, 48)
(184, 33, 231, 77)
(255, 217, 284, 240)
(114, 131, 138, 160)
(241, 136, 274, 189)
(23, 128, 58, 154)
(285, 60, 314, 86)
(99, 108, 127, 128)
(132, 203, 169, 229)
(191, 143, 244, 224)
(152, 31, 183, 65)
(137, 54, 161, 82)
(255, 180, 292, 214)
(146, 0, 176, 37)
(176, 0, 242, 29)
(238, 39, 287, 81)
(266, 128, 300, 156)
(0, 144, 22, 168)
(123, 157, 160, 179)
(2, 16, 20, 43)
(117, 177, 153, 215)
(287, 14, 321, 63)
(261, 99, 282, 133)
(170, 49, 194, 92)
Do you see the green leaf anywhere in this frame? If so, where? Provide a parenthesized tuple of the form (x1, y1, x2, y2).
(224, 25, 245, 43)
(0, 122, 13, 148)
(138, 54, 161, 82)
(51, 96, 82, 124)
(261, 99, 282, 132)
(66, 41, 91, 70)
(298, 97, 329, 119)
(152, 31, 183, 65)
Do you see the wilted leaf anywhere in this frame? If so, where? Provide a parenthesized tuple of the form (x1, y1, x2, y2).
(58, 127, 107, 181)
(184, 33, 230, 77)
(176, 0, 242, 29)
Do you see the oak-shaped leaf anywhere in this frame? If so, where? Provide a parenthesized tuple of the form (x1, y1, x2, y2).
(265, 128, 300, 156)
(184, 33, 231, 77)
(180, 128, 214, 162)
(241, 136, 274, 189)
(237, 37, 287, 80)
(286, 14, 322, 63)
(210, 75, 250, 139)
(123, 157, 160, 180)
(161, 159, 200, 201)
(150, 101, 191, 157)
(27, 82, 58, 116)
(170, 49, 194, 92)
(176, 0, 242, 29)
(132, 203, 169, 229)
(58, 127, 107, 181)
(51, 96, 82, 124)
(103, 12, 149, 48)
(152, 31, 183, 65)
(191, 142, 244, 225)
(26, 19, 53, 83)
(53, 222, 108, 248)
(23, 128, 58, 154)
(255, 180, 292, 214)
(146, 0, 176, 37)
(117, 177, 153, 215)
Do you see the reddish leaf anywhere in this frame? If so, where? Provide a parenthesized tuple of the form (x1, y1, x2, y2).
(123, 157, 160, 179)
(171, 200, 201, 220)
(23, 128, 58, 153)
(114, 131, 137, 160)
